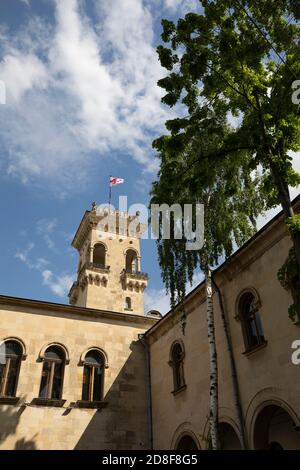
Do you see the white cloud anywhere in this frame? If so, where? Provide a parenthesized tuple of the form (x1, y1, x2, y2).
(15, 242, 50, 271)
(42, 270, 74, 298)
(15, 241, 74, 299)
(36, 218, 58, 250)
(0, 0, 175, 192)
(144, 286, 170, 315)
(15, 242, 35, 264)
(0, 52, 47, 102)
(145, 271, 204, 315)
(36, 218, 57, 234)
(163, 0, 199, 12)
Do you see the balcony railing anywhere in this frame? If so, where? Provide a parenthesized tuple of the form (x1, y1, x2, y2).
(121, 269, 148, 281)
(79, 262, 110, 277)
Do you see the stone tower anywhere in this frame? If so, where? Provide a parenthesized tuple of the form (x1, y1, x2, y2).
(68, 203, 148, 315)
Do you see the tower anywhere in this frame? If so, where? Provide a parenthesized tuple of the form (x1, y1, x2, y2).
(68, 203, 148, 315)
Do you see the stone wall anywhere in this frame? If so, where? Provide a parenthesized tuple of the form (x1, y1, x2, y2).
(0, 301, 155, 450)
(147, 214, 300, 449)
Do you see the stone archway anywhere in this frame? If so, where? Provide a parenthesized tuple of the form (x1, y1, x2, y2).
(175, 434, 199, 450)
(219, 422, 242, 450)
(171, 423, 201, 450)
(253, 405, 300, 450)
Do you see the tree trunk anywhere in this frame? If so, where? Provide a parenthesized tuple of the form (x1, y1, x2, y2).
(205, 268, 220, 449)
(212, 276, 247, 449)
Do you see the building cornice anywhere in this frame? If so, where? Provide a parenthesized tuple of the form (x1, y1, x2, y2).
(71, 210, 92, 251)
(0, 295, 157, 328)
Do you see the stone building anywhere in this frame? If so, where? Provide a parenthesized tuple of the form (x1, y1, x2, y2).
(0, 200, 300, 450)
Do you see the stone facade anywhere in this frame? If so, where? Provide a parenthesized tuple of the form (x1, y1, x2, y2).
(0, 201, 300, 450)
(146, 200, 300, 450)
(0, 299, 156, 450)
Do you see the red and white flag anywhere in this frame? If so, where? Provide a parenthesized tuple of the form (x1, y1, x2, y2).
(110, 177, 124, 186)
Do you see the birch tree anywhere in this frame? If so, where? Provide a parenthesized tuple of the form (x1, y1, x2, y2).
(150, 127, 264, 449)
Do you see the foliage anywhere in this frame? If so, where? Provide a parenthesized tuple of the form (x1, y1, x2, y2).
(152, 0, 300, 305)
(150, 124, 266, 306)
(286, 214, 300, 236)
(278, 248, 300, 321)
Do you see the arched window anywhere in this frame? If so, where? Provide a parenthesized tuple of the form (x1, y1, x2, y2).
(176, 434, 198, 450)
(82, 350, 105, 402)
(125, 249, 138, 273)
(219, 422, 242, 450)
(93, 243, 106, 267)
(125, 297, 132, 310)
(0, 340, 23, 398)
(169, 341, 185, 392)
(39, 346, 65, 400)
(238, 292, 265, 350)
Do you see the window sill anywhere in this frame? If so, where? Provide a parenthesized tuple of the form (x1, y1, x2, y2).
(242, 340, 268, 357)
(75, 400, 108, 410)
(171, 384, 187, 396)
(0, 396, 20, 405)
(31, 398, 66, 407)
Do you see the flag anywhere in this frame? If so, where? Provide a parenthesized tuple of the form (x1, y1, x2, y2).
(110, 177, 124, 186)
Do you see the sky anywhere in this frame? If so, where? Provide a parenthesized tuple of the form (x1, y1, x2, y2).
(0, 0, 204, 315)
(0, 0, 299, 315)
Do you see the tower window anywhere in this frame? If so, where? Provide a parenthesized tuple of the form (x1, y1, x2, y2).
(0, 340, 23, 398)
(93, 243, 106, 267)
(125, 297, 132, 310)
(238, 291, 265, 351)
(125, 249, 138, 273)
(82, 350, 105, 402)
(39, 346, 66, 400)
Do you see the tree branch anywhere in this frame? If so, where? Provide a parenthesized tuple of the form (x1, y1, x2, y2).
(182, 145, 257, 176)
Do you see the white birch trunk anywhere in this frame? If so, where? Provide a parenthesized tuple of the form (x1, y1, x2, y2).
(206, 268, 220, 450)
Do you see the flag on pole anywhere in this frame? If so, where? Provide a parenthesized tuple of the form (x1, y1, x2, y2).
(110, 177, 124, 186)
(109, 176, 124, 208)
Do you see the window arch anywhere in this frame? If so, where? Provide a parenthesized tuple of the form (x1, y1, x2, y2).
(0, 339, 24, 398)
(39, 345, 66, 400)
(219, 422, 242, 449)
(238, 291, 265, 351)
(82, 349, 105, 402)
(125, 249, 138, 273)
(125, 297, 132, 310)
(93, 243, 106, 267)
(169, 341, 186, 392)
(176, 434, 199, 450)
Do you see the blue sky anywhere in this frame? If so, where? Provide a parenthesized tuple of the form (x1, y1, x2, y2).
(0, 0, 204, 314)
(0, 0, 299, 315)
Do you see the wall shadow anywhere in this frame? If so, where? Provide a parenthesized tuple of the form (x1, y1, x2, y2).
(0, 399, 37, 450)
(75, 339, 149, 450)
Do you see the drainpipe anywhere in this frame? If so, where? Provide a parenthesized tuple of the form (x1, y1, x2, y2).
(212, 276, 247, 450)
(139, 334, 153, 450)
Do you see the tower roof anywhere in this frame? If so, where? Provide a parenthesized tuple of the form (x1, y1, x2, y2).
(71, 205, 147, 251)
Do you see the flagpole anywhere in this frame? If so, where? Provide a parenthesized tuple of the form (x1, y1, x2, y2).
(108, 175, 112, 210)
